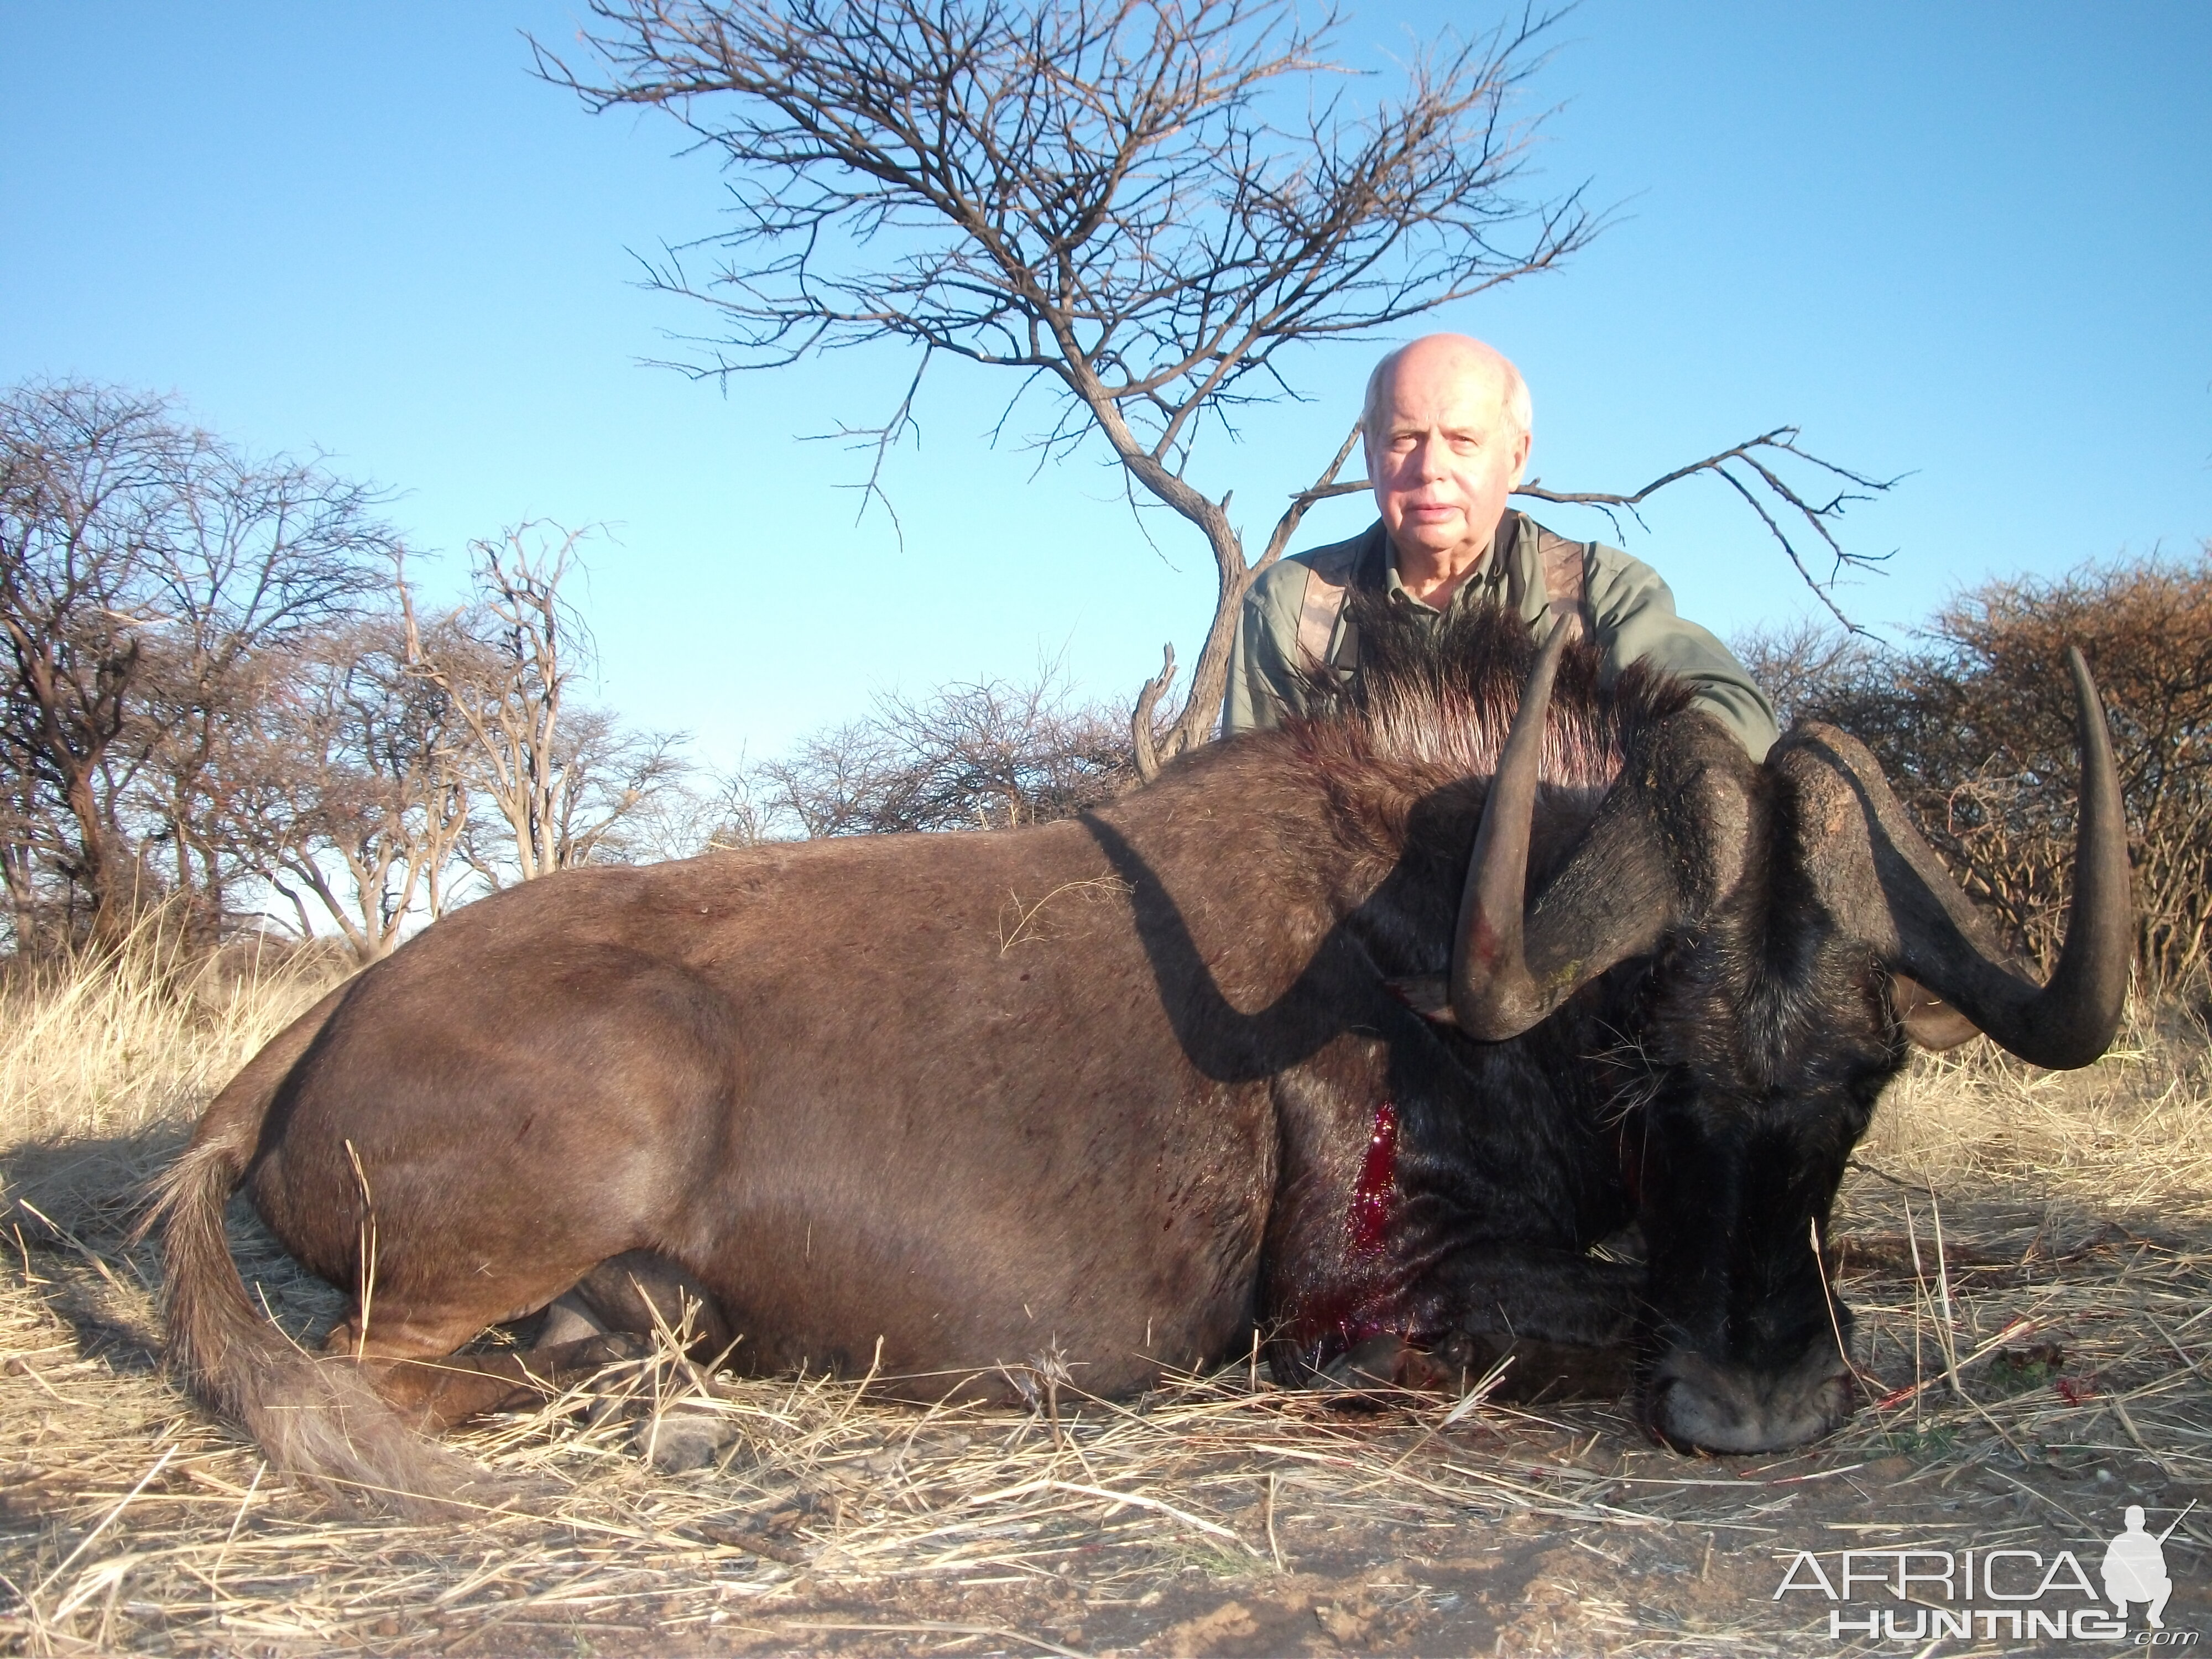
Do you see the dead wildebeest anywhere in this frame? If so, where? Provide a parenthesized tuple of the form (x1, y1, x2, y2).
(149, 602, 2130, 1510)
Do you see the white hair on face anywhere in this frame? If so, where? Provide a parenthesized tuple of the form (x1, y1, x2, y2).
(1362, 341, 1533, 440)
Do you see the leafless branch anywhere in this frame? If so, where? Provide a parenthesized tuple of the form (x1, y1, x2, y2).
(801, 349, 930, 541)
(1129, 643, 1176, 782)
(1287, 427, 1902, 632)
(1259, 421, 1365, 572)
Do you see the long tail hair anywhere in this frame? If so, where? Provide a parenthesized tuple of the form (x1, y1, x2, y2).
(139, 984, 513, 1517)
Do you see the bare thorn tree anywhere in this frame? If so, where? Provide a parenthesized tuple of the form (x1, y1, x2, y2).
(539, 705, 691, 869)
(137, 446, 396, 943)
(756, 660, 1134, 836)
(228, 614, 476, 964)
(1, 381, 393, 948)
(536, 0, 1602, 776)
(402, 525, 686, 883)
(0, 382, 175, 944)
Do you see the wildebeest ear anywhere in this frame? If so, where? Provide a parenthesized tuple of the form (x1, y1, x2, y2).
(1888, 973, 1979, 1050)
(1771, 645, 2130, 1071)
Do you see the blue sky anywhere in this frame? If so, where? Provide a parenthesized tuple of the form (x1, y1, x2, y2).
(4, 2, 2207, 765)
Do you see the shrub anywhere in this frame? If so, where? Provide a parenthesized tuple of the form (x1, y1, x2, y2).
(1740, 546, 2212, 989)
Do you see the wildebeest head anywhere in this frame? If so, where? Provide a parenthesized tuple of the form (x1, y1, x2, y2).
(1433, 620, 2130, 1452)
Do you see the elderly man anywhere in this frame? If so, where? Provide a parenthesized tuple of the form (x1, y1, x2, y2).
(1223, 335, 1779, 759)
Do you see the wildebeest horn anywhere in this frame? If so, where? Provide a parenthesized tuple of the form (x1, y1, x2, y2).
(1446, 619, 1572, 1038)
(1775, 646, 2131, 1069)
(1443, 627, 1760, 1042)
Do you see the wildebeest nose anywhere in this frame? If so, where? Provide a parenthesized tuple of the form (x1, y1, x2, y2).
(1645, 1344, 1856, 1454)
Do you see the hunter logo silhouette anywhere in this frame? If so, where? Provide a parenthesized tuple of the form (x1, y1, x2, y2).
(2104, 1502, 2194, 1627)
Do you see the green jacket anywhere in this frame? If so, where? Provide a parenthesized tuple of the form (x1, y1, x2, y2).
(1221, 514, 1780, 761)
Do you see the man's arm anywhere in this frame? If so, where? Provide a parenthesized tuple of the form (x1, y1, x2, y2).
(1585, 545, 1781, 761)
(1220, 560, 1313, 736)
(1221, 593, 1279, 735)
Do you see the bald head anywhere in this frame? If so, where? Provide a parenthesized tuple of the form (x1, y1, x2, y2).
(1364, 335, 1532, 444)
(1360, 335, 1535, 599)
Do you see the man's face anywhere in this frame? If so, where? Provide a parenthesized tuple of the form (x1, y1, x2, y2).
(1365, 343, 1531, 572)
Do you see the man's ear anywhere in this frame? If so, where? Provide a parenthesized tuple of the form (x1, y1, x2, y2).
(1507, 429, 1531, 490)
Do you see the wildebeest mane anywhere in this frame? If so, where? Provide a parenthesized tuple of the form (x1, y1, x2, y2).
(1288, 594, 1695, 851)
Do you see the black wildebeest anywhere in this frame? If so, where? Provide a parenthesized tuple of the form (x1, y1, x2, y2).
(151, 603, 2129, 1509)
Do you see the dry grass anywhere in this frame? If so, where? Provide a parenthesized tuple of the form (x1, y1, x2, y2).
(0, 926, 2208, 1655)
(0, 924, 333, 1152)
(1864, 993, 2212, 1219)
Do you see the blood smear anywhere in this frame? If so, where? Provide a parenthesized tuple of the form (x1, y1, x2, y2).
(1346, 1099, 1399, 1256)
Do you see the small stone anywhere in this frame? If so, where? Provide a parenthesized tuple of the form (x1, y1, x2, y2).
(1317, 1604, 1371, 1645)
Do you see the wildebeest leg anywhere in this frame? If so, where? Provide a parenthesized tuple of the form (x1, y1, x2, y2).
(547, 1252, 744, 1472)
(1405, 1243, 1640, 1346)
(564, 1251, 734, 1358)
(1361, 1244, 1642, 1401)
(322, 1251, 736, 1440)
(322, 1316, 637, 1433)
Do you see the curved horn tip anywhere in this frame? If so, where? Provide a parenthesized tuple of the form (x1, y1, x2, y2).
(2065, 645, 2103, 724)
(1991, 638, 2132, 1070)
(2064, 643, 2093, 690)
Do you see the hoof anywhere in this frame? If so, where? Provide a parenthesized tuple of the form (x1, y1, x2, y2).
(1319, 1333, 1425, 1392)
(638, 1404, 740, 1473)
(578, 1332, 650, 1368)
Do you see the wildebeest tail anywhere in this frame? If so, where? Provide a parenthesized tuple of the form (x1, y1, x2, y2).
(140, 990, 513, 1519)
